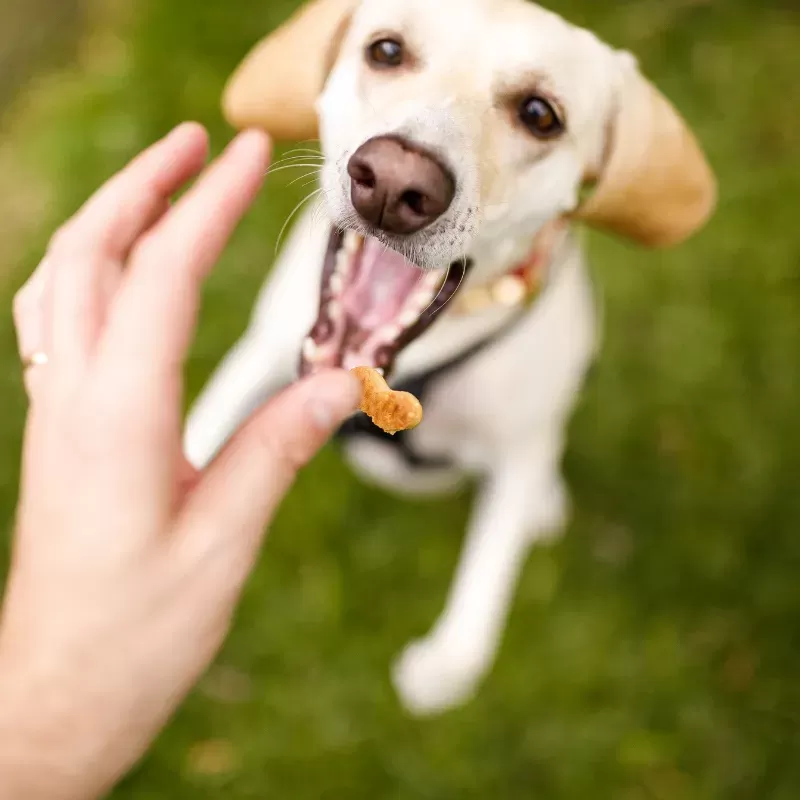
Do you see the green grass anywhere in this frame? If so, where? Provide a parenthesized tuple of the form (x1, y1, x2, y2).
(1, 0, 800, 797)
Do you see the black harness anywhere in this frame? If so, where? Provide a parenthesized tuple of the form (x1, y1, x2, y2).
(334, 306, 530, 469)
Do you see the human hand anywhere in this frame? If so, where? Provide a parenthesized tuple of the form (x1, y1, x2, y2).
(0, 123, 359, 800)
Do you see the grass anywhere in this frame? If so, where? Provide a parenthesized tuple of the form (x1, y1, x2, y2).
(1, 0, 800, 797)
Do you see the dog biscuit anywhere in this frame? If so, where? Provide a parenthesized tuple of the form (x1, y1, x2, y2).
(351, 367, 423, 435)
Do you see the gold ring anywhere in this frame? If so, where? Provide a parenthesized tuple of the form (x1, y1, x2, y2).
(22, 352, 49, 370)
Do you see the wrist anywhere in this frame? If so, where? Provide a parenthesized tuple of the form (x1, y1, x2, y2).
(0, 652, 101, 800)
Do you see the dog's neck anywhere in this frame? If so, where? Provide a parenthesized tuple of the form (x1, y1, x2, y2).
(391, 217, 578, 381)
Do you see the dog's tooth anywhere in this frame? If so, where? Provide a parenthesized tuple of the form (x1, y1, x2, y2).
(336, 238, 354, 261)
(327, 300, 343, 320)
(423, 270, 444, 290)
(329, 273, 344, 295)
(334, 252, 349, 276)
(399, 308, 420, 328)
(411, 288, 437, 310)
(344, 230, 363, 254)
(407, 272, 445, 309)
(302, 337, 318, 360)
(378, 324, 402, 342)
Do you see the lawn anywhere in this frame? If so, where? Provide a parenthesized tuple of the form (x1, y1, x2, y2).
(1, 0, 799, 797)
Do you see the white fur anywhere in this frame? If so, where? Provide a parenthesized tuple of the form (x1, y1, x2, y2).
(185, 0, 631, 715)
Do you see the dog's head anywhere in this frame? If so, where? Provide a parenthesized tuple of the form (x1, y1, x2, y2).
(224, 0, 716, 373)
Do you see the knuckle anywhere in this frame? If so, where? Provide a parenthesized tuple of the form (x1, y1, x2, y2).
(253, 424, 311, 478)
(47, 221, 78, 255)
(11, 289, 28, 325)
(12, 278, 44, 333)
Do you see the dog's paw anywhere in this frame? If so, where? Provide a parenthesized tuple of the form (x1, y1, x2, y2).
(392, 636, 488, 716)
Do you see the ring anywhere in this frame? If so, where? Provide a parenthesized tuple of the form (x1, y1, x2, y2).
(22, 352, 49, 370)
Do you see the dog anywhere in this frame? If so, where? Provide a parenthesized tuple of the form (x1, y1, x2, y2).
(183, 0, 716, 715)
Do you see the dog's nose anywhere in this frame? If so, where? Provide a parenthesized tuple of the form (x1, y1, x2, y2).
(347, 136, 455, 235)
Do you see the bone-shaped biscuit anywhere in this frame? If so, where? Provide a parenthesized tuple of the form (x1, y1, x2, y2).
(351, 367, 423, 435)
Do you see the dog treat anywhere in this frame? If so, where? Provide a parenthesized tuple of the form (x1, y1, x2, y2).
(351, 367, 423, 435)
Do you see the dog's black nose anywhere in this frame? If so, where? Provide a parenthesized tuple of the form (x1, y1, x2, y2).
(347, 136, 455, 236)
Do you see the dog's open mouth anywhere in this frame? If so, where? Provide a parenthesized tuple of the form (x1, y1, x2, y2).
(299, 229, 470, 378)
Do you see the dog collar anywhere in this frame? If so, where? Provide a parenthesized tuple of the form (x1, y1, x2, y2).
(453, 217, 569, 315)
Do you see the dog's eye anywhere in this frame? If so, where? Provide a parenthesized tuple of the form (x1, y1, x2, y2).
(518, 96, 563, 139)
(367, 38, 404, 69)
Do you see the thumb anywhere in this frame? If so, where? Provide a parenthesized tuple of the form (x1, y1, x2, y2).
(177, 369, 360, 563)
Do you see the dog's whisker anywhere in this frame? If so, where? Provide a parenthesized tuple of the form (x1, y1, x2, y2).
(281, 147, 323, 156)
(274, 147, 323, 156)
(275, 188, 324, 256)
(270, 156, 321, 168)
(420, 261, 452, 317)
(287, 170, 321, 188)
(436, 257, 469, 314)
(267, 160, 325, 171)
(311, 203, 328, 230)
(268, 154, 325, 168)
(310, 191, 329, 229)
(296, 175, 322, 191)
(268, 157, 325, 170)
(265, 163, 327, 178)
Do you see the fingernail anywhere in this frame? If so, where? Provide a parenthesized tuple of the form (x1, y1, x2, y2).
(168, 121, 206, 143)
(228, 129, 271, 159)
(341, 372, 363, 408)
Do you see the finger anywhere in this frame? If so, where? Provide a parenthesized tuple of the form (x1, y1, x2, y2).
(48, 122, 209, 263)
(176, 370, 360, 573)
(49, 124, 209, 366)
(12, 257, 52, 359)
(12, 257, 54, 400)
(98, 130, 271, 385)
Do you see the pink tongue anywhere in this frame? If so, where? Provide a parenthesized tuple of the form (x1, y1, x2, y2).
(343, 238, 422, 329)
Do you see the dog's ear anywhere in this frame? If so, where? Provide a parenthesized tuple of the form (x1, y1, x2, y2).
(575, 54, 717, 248)
(222, 0, 357, 141)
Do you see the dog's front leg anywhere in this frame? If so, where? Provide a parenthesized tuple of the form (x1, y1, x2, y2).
(182, 325, 299, 469)
(393, 434, 568, 715)
(183, 203, 328, 469)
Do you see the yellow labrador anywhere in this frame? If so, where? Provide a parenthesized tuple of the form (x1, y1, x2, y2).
(184, 0, 715, 715)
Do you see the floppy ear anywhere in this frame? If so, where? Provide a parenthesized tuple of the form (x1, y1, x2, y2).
(575, 55, 717, 248)
(222, 0, 357, 142)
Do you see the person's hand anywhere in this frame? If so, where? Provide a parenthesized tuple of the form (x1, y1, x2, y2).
(0, 123, 360, 800)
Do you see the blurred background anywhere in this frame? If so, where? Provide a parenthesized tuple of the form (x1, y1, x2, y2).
(1, 0, 799, 797)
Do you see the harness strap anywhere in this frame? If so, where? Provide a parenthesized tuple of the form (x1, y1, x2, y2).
(335, 296, 532, 467)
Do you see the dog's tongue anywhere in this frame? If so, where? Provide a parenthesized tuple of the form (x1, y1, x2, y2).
(342, 238, 421, 329)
